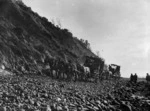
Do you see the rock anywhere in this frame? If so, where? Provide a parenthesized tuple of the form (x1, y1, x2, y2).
(111, 99, 120, 105)
(120, 102, 132, 111)
(0, 106, 7, 111)
(93, 106, 99, 110)
(56, 97, 61, 102)
(103, 100, 108, 104)
(64, 105, 69, 111)
(34, 101, 41, 107)
(96, 100, 101, 105)
(20, 109, 26, 111)
(29, 99, 35, 105)
(109, 105, 116, 111)
(57, 106, 63, 111)
(46, 105, 52, 111)
(34, 110, 40, 111)
(18, 103, 23, 108)
(59, 84, 65, 88)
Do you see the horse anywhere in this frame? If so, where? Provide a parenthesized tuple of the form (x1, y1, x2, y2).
(57, 60, 67, 80)
(102, 70, 112, 80)
(48, 59, 58, 78)
(82, 66, 90, 81)
(71, 63, 78, 81)
(76, 63, 84, 81)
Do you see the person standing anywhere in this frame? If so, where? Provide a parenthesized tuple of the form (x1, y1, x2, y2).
(130, 73, 133, 82)
(146, 73, 150, 82)
(134, 73, 138, 83)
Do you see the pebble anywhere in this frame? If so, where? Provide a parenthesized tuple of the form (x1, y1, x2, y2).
(0, 75, 149, 111)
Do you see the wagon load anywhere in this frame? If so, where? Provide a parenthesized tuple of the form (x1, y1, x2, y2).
(84, 56, 105, 82)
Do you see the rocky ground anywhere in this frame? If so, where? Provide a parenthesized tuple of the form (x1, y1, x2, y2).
(0, 74, 150, 111)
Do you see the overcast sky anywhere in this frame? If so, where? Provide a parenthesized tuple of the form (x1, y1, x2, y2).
(22, 0, 150, 77)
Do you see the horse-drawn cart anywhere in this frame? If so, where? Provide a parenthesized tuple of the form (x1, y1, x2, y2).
(84, 56, 105, 82)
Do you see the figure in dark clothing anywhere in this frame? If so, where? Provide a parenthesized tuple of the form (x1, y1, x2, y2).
(146, 73, 150, 82)
(130, 73, 138, 83)
(130, 73, 134, 82)
(134, 73, 138, 83)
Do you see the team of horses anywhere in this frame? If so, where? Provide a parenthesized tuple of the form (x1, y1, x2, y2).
(42, 58, 94, 82)
(3, 55, 121, 82)
(40, 56, 121, 82)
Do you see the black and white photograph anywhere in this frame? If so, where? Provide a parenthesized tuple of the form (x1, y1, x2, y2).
(0, 0, 149, 110)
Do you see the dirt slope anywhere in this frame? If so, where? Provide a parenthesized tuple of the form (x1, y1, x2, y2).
(0, 0, 96, 73)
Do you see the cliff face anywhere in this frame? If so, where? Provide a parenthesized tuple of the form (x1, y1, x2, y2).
(0, 0, 96, 72)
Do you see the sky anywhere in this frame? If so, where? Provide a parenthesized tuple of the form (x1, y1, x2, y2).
(22, 0, 150, 77)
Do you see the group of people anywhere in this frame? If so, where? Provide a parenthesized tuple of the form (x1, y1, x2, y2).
(130, 73, 150, 83)
(130, 73, 138, 83)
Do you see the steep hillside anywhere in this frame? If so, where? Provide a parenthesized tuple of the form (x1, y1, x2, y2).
(0, 0, 96, 73)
